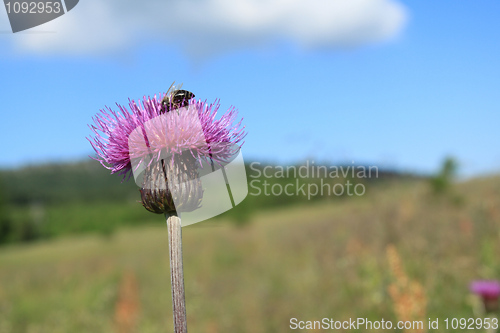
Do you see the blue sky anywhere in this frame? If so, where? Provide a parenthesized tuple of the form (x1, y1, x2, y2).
(0, 0, 499, 177)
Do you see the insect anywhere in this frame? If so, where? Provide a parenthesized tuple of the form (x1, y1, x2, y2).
(161, 83, 195, 113)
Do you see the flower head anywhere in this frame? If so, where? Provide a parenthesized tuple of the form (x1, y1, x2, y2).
(88, 92, 246, 181)
(88, 88, 246, 214)
(470, 280, 500, 299)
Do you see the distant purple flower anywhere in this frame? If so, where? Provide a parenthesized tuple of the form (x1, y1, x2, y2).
(471, 280, 500, 298)
(87, 94, 246, 180)
(470, 280, 500, 313)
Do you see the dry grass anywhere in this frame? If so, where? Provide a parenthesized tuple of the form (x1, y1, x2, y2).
(114, 270, 140, 333)
(387, 244, 427, 333)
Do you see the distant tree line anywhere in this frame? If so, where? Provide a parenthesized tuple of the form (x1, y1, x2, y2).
(0, 159, 424, 244)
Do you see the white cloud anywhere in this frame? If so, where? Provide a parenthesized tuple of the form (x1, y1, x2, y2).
(3, 0, 408, 57)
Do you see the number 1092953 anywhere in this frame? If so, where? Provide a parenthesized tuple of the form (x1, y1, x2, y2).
(5, 2, 62, 14)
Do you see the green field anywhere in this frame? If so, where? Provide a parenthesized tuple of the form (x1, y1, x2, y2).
(0, 175, 499, 332)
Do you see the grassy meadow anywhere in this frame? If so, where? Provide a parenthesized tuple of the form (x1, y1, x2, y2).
(0, 170, 499, 332)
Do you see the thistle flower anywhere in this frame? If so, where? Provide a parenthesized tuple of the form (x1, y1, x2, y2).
(88, 93, 246, 181)
(88, 88, 246, 214)
(470, 280, 500, 313)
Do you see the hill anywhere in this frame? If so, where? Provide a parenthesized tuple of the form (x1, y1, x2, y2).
(0, 159, 424, 244)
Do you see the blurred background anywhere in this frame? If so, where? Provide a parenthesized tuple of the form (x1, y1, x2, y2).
(1, 0, 500, 332)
